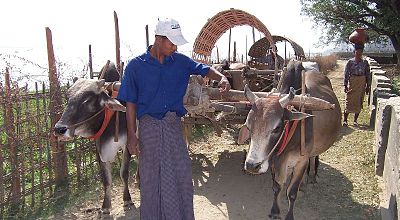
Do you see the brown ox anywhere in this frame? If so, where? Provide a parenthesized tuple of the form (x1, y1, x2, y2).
(238, 59, 341, 220)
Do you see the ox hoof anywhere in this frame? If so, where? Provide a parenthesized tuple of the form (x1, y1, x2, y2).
(268, 214, 282, 219)
(99, 208, 111, 215)
(123, 201, 135, 210)
(307, 176, 317, 184)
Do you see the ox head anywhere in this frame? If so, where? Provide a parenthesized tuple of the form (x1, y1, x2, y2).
(54, 78, 126, 141)
(238, 85, 312, 174)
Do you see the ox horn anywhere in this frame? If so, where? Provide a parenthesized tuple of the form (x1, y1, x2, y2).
(279, 87, 296, 108)
(244, 84, 258, 104)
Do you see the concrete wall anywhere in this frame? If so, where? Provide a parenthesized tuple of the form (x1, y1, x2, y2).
(368, 57, 400, 220)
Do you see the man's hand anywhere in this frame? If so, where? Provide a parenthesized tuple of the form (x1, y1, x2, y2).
(218, 76, 231, 93)
(127, 134, 139, 156)
(344, 86, 349, 93)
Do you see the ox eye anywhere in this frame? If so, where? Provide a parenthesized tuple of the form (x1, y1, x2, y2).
(272, 125, 282, 133)
(82, 97, 95, 106)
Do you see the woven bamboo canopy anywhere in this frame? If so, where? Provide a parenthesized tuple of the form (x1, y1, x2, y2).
(192, 8, 274, 64)
(248, 35, 306, 59)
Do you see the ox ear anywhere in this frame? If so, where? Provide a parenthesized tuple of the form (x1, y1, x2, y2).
(97, 79, 106, 88)
(244, 84, 258, 104)
(284, 109, 314, 121)
(105, 98, 126, 112)
(237, 125, 250, 144)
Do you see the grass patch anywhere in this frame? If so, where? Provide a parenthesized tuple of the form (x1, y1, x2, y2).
(381, 64, 400, 95)
(192, 124, 214, 140)
(10, 156, 138, 219)
(392, 75, 400, 95)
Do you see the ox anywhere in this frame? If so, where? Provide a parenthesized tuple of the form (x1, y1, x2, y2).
(239, 59, 341, 219)
(53, 63, 135, 214)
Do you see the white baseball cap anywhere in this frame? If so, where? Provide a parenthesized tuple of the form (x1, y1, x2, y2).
(155, 18, 188, 46)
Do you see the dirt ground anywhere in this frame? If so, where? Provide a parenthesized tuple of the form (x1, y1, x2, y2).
(49, 60, 380, 220)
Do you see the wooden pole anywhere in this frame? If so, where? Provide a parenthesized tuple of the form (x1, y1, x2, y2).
(245, 35, 248, 64)
(301, 70, 306, 156)
(233, 41, 237, 62)
(252, 27, 255, 44)
(145, 25, 149, 49)
(216, 46, 219, 63)
(0, 77, 3, 209)
(228, 28, 231, 63)
(89, 44, 93, 79)
(284, 39, 287, 65)
(114, 11, 122, 142)
(45, 27, 68, 188)
(34, 82, 45, 202)
(114, 11, 121, 74)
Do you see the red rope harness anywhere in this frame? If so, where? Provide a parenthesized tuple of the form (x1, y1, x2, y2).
(277, 120, 299, 156)
(88, 107, 115, 141)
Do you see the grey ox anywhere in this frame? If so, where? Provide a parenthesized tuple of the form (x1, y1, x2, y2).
(238, 59, 341, 220)
(53, 63, 135, 214)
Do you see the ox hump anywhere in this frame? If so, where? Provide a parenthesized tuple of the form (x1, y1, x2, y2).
(68, 78, 105, 97)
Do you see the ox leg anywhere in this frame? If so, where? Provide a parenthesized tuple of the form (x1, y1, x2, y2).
(307, 156, 319, 184)
(285, 159, 308, 220)
(269, 165, 287, 220)
(270, 171, 282, 219)
(98, 156, 113, 215)
(121, 149, 134, 208)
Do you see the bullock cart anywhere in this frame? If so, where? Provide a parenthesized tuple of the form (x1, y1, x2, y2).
(186, 8, 278, 135)
(185, 9, 308, 136)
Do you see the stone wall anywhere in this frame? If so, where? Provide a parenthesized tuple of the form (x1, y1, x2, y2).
(368, 57, 400, 220)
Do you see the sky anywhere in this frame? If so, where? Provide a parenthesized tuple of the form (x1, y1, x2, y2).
(0, 0, 326, 86)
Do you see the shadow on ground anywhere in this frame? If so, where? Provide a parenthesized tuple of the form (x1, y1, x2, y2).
(192, 150, 378, 220)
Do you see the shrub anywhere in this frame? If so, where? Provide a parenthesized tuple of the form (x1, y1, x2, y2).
(310, 54, 338, 74)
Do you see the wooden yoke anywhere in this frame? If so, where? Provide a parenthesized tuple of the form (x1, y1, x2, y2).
(300, 70, 306, 156)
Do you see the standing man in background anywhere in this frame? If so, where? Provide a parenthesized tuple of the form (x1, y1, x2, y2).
(265, 46, 284, 70)
(117, 17, 230, 220)
(343, 43, 371, 126)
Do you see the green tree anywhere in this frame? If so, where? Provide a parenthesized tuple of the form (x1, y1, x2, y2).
(301, 0, 400, 67)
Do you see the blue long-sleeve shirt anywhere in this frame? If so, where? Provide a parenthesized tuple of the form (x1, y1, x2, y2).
(117, 46, 210, 120)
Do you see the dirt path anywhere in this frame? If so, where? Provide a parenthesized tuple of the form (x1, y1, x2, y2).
(49, 60, 380, 220)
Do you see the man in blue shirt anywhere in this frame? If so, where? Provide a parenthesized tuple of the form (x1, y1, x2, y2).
(117, 18, 230, 220)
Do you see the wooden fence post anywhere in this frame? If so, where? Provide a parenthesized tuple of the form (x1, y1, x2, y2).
(4, 68, 21, 210)
(145, 25, 149, 49)
(114, 11, 121, 74)
(89, 45, 93, 79)
(45, 27, 68, 189)
(0, 79, 3, 214)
